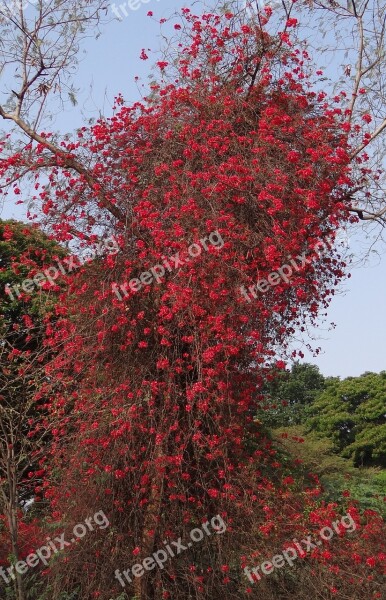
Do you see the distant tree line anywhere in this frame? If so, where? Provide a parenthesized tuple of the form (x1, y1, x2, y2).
(260, 362, 386, 468)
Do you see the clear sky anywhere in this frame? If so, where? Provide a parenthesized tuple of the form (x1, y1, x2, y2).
(1, 0, 385, 378)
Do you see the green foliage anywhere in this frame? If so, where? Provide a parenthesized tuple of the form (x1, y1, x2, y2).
(348, 470, 386, 518)
(262, 365, 386, 468)
(274, 424, 356, 478)
(0, 220, 67, 506)
(0, 217, 67, 358)
(306, 371, 386, 467)
(265, 366, 386, 519)
(257, 362, 326, 427)
(0, 219, 66, 318)
(274, 426, 386, 518)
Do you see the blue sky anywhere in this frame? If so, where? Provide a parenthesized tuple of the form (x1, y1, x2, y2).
(1, 0, 385, 378)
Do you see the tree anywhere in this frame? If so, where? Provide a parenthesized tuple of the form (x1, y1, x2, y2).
(257, 362, 326, 426)
(19, 9, 383, 599)
(0, 219, 65, 600)
(306, 370, 386, 467)
(0, 3, 385, 599)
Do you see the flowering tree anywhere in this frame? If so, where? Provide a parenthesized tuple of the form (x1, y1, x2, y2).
(240, 0, 386, 224)
(0, 4, 385, 600)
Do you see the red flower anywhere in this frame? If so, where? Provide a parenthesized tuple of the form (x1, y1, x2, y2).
(366, 557, 376, 567)
(2, 227, 13, 240)
(283, 476, 294, 486)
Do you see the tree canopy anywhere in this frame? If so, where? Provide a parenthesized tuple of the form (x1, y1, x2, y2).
(306, 370, 386, 467)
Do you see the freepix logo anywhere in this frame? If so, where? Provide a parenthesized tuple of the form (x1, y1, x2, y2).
(243, 512, 357, 584)
(0, 0, 38, 19)
(243, 0, 282, 16)
(114, 515, 227, 587)
(5, 235, 120, 301)
(0, 510, 109, 584)
(111, 230, 224, 301)
(238, 230, 350, 303)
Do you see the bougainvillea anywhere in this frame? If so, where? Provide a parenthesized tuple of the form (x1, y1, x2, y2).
(0, 8, 384, 600)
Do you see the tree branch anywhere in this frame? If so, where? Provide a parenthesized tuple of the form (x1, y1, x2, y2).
(0, 107, 126, 223)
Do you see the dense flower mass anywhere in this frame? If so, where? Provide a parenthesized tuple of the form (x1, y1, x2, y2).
(0, 7, 384, 600)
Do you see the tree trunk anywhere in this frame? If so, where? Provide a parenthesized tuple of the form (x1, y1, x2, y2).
(6, 444, 25, 600)
(134, 441, 165, 600)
